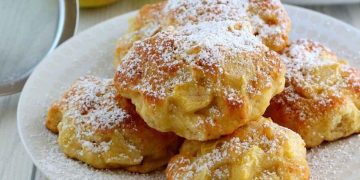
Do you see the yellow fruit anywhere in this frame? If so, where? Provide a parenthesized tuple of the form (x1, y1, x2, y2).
(79, 0, 118, 8)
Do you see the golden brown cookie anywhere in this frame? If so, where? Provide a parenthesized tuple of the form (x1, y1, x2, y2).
(166, 117, 309, 180)
(114, 0, 291, 67)
(115, 21, 285, 141)
(265, 40, 360, 147)
(46, 76, 182, 172)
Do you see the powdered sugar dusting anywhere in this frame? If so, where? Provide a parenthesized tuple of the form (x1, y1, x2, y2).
(118, 21, 265, 100)
(224, 87, 244, 105)
(281, 40, 340, 95)
(278, 39, 360, 121)
(64, 76, 128, 130)
(163, 0, 289, 48)
(164, 0, 249, 24)
(308, 135, 360, 180)
(59, 76, 129, 153)
(169, 120, 299, 179)
(177, 21, 262, 61)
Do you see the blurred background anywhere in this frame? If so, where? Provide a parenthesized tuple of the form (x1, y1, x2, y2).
(0, 0, 359, 179)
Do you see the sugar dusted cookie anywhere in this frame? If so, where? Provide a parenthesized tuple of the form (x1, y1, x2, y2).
(266, 40, 360, 147)
(115, 21, 285, 140)
(166, 117, 309, 180)
(46, 76, 182, 172)
(114, 0, 291, 66)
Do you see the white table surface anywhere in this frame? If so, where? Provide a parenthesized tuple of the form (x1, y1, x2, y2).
(0, 1, 359, 180)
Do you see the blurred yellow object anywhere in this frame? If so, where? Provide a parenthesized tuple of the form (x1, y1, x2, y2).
(79, 0, 118, 8)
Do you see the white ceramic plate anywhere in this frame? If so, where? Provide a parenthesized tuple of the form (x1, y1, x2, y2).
(283, 0, 360, 5)
(18, 5, 360, 180)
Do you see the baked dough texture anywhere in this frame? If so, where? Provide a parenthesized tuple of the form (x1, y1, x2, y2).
(46, 76, 182, 172)
(166, 117, 309, 180)
(115, 21, 285, 141)
(265, 40, 360, 147)
(115, 0, 291, 66)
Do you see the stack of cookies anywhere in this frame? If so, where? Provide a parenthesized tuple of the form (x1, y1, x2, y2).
(45, 0, 360, 179)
